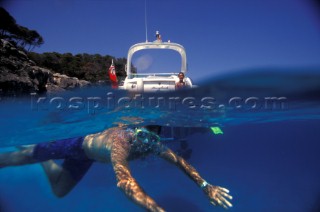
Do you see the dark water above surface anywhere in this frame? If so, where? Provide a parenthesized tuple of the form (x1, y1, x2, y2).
(0, 69, 320, 211)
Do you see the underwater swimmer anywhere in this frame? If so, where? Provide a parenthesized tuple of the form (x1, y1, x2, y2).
(0, 125, 232, 211)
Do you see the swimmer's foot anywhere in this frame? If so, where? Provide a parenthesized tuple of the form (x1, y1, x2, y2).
(15, 144, 35, 151)
(203, 184, 233, 209)
(180, 140, 188, 150)
(182, 149, 192, 160)
(0, 151, 9, 168)
(0, 154, 8, 168)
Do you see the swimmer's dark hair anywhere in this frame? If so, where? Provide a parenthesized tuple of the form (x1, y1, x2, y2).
(145, 125, 162, 134)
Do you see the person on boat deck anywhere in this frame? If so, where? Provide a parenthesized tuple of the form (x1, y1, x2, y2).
(156, 30, 162, 41)
(0, 125, 232, 211)
(175, 72, 187, 89)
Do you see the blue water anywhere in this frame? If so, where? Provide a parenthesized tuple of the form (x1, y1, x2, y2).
(1, 70, 320, 211)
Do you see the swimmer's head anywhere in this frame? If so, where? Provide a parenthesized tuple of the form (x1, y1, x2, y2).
(134, 127, 160, 144)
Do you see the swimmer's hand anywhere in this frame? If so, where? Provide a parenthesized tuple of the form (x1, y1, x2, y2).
(203, 184, 233, 209)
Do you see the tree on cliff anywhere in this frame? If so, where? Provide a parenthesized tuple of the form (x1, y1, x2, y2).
(0, 7, 44, 51)
(0, 7, 15, 37)
(0, 7, 131, 84)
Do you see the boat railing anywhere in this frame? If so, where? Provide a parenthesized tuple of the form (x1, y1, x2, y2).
(128, 73, 179, 79)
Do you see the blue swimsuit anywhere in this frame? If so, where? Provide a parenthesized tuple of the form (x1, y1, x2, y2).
(32, 137, 93, 182)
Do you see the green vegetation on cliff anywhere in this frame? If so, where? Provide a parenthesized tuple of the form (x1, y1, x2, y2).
(28, 52, 127, 83)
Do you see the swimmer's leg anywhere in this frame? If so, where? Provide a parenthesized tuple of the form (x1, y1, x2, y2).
(30, 137, 93, 197)
(0, 145, 37, 167)
(41, 158, 93, 197)
(111, 141, 164, 212)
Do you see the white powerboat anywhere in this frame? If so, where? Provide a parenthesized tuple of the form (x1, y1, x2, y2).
(119, 33, 195, 92)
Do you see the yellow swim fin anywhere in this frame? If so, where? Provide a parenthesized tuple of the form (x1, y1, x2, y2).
(210, 126, 223, 135)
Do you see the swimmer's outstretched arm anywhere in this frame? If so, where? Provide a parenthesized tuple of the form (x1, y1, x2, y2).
(111, 139, 165, 212)
(155, 144, 233, 209)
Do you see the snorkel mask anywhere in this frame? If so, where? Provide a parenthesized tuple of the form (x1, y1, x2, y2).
(134, 128, 160, 144)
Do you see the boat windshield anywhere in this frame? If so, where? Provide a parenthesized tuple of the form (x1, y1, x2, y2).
(131, 49, 181, 77)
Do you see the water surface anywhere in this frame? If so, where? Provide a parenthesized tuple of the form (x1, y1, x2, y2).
(1, 69, 319, 211)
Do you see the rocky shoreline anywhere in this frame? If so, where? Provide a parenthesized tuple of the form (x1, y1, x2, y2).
(0, 39, 91, 96)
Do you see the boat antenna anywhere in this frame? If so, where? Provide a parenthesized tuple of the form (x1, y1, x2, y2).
(144, 0, 148, 42)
